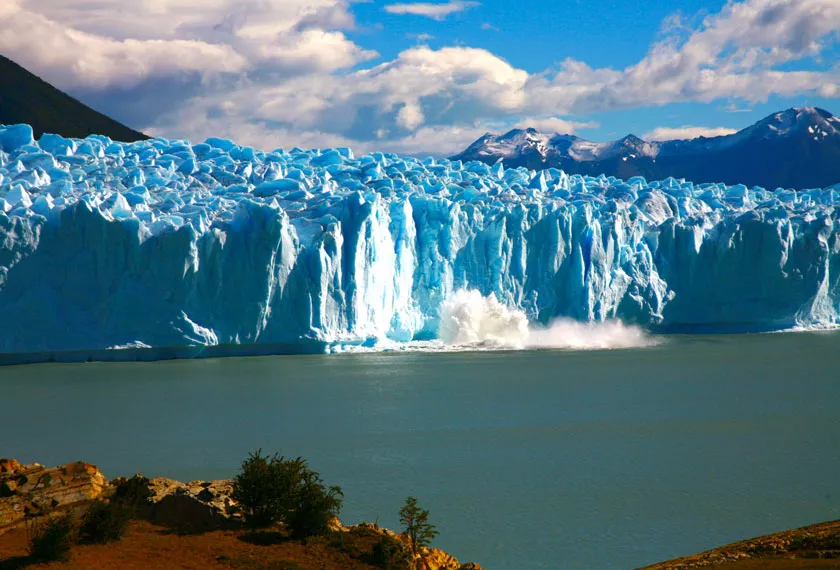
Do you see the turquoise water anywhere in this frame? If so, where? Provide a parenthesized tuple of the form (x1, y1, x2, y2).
(2, 333, 839, 569)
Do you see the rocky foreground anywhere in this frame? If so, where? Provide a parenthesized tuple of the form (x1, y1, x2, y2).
(0, 459, 482, 570)
(638, 520, 840, 569)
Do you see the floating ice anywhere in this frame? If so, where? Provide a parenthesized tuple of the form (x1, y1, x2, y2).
(1, 123, 839, 359)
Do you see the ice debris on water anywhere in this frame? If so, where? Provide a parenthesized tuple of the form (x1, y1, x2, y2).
(1, 123, 840, 356)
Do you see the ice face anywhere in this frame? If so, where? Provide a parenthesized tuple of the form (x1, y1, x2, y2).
(1, 123, 839, 357)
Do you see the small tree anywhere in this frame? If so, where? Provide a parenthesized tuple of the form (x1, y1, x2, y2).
(399, 496, 438, 560)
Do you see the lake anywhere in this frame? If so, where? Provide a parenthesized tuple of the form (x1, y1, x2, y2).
(2, 332, 839, 569)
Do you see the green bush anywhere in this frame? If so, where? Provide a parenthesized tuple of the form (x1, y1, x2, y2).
(286, 470, 343, 539)
(232, 449, 343, 538)
(28, 513, 76, 562)
(79, 499, 133, 544)
(232, 450, 305, 528)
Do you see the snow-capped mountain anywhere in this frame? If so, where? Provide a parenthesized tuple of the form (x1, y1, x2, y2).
(452, 108, 840, 189)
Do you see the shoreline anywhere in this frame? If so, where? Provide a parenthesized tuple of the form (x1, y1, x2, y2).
(638, 519, 840, 569)
(0, 341, 330, 367)
(3, 328, 840, 367)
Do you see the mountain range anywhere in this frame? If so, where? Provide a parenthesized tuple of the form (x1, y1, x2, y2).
(0, 55, 147, 142)
(451, 107, 840, 190)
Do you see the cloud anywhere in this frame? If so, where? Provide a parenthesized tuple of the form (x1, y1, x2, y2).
(644, 126, 739, 141)
(0, 2, 248, 90)
(19, 0, 358, 39)
(378, 124, 495, 156)
(818, 83, 839, 98)
(721, 104, 753, 113)
(149, 45, 528, 144)
(406, 32, 435, 43)
(512, 117, 600, 134)
(528, 0, 840, 115)
(145, 94, 492, 157)
(384, 1, 479, 21)
(481, 22, 499, 31)
(250, 29, 376, 74)
(1, 0, 373, 91)
(294, 2, 357, 31)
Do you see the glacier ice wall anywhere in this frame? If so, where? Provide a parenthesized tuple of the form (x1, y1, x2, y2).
(1, 123, 840, 357)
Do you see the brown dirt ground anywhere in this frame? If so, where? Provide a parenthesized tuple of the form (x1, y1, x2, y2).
(0, 520, 387, 570)
(3, 518, 840, 569)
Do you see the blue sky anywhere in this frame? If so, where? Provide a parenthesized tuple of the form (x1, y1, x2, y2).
(348, 0, 840, 141)
(1, 0, 839, 155)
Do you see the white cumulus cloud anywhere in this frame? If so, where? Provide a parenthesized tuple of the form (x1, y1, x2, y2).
(0, 0, 372, 90)
(644, 126, 739, 141)
(0, 1, 248, 89)
(527, 0, 840, 116)
(384, 1, 479, 21)
(512, 117, 600, 134)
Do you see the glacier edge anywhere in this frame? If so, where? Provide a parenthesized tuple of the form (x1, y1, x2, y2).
(1, 123, 840, 360)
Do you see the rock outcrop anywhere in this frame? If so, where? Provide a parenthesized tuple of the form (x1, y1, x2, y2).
(112, 474, 242, 532)
(420, 546, 464, 570)
(347, 522, 484, 570)
(0, 459, 110, 534)
(0, 460, 240, 534)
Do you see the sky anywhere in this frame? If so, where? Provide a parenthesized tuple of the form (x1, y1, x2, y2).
(1, 0, 839, 156)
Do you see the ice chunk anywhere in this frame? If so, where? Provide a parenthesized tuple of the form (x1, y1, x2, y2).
(0, 124, 35, 153)
(4, 186, 33, 208)
(205, 137, 236, 152)
(19, 152, 58, 170)
(31, 194, 55, 217)
(38, 133, 76, 156)
(104, 193, 134, 219)
(253, 178, 303, 197)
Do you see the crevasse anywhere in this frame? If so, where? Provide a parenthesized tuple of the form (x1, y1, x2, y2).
(1, 123, 839, 358)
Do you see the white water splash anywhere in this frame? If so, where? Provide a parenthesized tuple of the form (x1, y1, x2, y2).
(438, 289, 658, 350)
(527, 319, 659, 350)
(438, 290, 530, 347)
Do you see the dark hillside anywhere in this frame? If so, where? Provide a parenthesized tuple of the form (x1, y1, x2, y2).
(0, 55, 149, 142)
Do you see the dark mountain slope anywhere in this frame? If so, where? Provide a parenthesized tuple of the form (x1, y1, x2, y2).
(0, 55, 149, 142)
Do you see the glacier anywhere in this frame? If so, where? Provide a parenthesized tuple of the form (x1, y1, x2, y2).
(1, 123, 840, 362)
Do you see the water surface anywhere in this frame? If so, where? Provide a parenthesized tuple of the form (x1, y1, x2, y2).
(2, 333, 839, 569)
